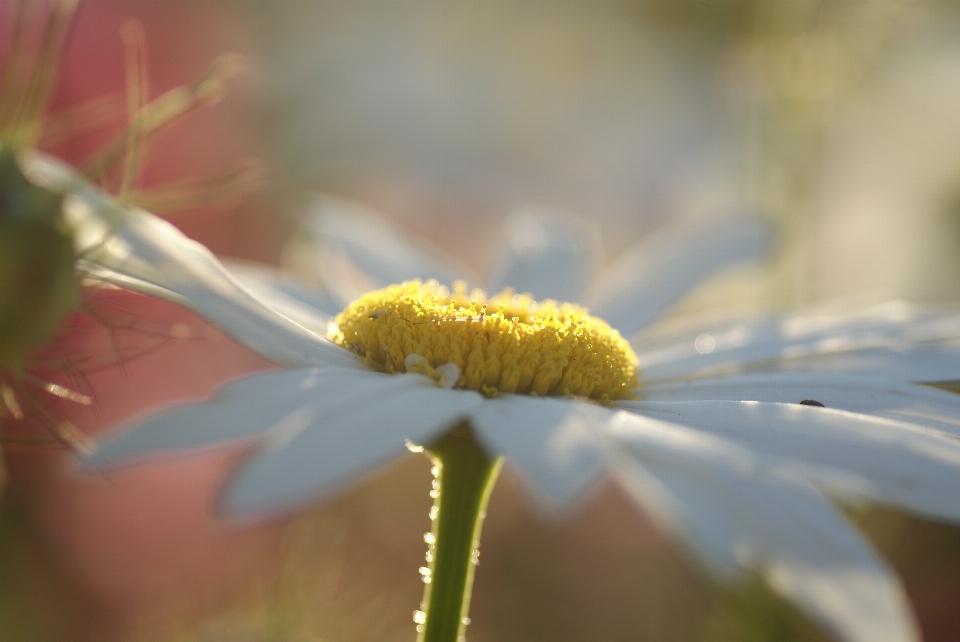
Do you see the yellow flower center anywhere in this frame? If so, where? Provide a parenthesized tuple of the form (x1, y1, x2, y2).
(330, 280, 638, 402)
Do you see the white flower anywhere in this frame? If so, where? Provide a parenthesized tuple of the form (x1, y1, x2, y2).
(78, 192, 960, 642)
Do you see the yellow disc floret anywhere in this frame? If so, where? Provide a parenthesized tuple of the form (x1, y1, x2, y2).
(330, 280, 638, 402)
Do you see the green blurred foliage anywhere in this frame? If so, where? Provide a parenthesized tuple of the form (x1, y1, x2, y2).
(0, 497, 57, 642)
(698, 579, 830, 642)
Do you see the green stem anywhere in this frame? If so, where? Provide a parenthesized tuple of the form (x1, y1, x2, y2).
(417, 423, 502, 642)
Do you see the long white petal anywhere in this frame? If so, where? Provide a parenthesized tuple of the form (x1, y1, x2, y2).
(486, 208, 597, 303)
(222, 259, 342, 323)
(637, 301, 960, 382)
(469, 395, 610, 510)
(222, 379, 483, 517)
(585, 216, 774, 338)
(77, 262, 192, 308)
(24, 153, 349, 367)
(82, 367, 409, 467)
(606, 411, 919, 642)
(637, 372, 960, 437)
(745, 343, 960, 383)
(622, 399, 960, 522)
(286, 195, 471, 304)
(70, 195, 358, 369)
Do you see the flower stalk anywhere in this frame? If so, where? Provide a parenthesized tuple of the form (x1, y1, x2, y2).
(418, 423, 502, 642)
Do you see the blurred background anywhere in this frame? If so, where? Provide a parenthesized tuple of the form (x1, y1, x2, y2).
(5, 0, 960, 640)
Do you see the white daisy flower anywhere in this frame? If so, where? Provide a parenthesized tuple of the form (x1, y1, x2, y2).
(75, 188, 960, 642)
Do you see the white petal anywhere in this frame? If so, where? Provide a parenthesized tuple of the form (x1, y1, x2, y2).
(73, 195, 359, 369)
(469, 396, 610, 510)
(637, 301, 960, 382)
(222, 258, 342, 322)
(486, 208, 598, 303)
(585, 216, 773, 337)
(82, 369, 316, 466)
(747, 343, 960, 383)
(622, 399, 960, 522)
(286, 194, 472, 304)
(636, 372, 960, 437)
(83, 367, 406, 466)
(222, 379, 483, 517)
(606, 411, 919, 642)
(77, 262, 191, 308)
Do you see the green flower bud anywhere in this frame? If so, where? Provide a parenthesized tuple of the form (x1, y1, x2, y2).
(0, 147, 79, 372)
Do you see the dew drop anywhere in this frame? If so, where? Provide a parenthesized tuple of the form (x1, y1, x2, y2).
(429, 506, 439, 520)
(413, 610, 427, 624)
(416, 624, 425, 632)
(462, 617, 471, 625)
(694, 333, 716, 355)
(424, 532, 436, 545)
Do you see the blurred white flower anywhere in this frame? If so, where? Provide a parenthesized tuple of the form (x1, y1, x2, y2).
(80, 192, 960, 642)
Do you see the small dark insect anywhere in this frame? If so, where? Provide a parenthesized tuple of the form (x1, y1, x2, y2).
(799, 399, 826, 408)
